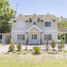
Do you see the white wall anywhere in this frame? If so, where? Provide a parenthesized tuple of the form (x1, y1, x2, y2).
(11, 15, 58, 44)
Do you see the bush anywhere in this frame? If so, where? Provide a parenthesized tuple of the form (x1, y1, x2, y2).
(51, 39, 56, 51)
(33, 47, 40, 54)
(8, 41, 15, 52)
(17, 43, 22, 52)
(58, 39, 64, 51)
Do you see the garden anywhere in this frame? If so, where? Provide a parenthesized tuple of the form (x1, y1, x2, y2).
(0, 39, 67, 67)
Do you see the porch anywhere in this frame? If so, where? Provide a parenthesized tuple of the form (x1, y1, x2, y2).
(26, 25, 43, 45)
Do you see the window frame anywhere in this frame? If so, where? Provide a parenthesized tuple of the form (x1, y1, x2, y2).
(45, 21, 51, 27)
(0, 35, 2, 39)
(17, 34, 25, 41)
(32, 34, 37, 39)
(44, 34, 52, 41)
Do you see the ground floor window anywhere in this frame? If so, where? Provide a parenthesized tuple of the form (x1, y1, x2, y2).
(17, 34, 25, 41)
(0, 35, 2, 39)
(44, 34, 52, 41)
(32, 34, 37, 39)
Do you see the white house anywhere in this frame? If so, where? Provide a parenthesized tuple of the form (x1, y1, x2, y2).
(11, 14, 58, 45)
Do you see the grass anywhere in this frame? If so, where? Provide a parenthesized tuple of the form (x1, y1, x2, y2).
(63, 50, 67, 53)
(0, 52, 67, 67)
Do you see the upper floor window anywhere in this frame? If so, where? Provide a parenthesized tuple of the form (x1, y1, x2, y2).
(45, 22, 51, 27)
(33, 22, 36, 25)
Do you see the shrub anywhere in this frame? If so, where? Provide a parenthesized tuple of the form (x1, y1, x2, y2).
(8, 41, 15, 52)
(51, 39, 56, 51)
(58, 39, 64, 51)
(33, 47, 40, 54)
(17, 42, 22, 52)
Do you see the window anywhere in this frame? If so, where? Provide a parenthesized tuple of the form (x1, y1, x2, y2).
(17, 34, 25, 41)
(32, 34, 37, 39)
(45, 22, 51, 27)
(33, 22, 36, 25)
(48, 34, 52, 40)
(44, 34, 52, 40)
(44, 34, 47, 40)
(0, 35, 2, 39)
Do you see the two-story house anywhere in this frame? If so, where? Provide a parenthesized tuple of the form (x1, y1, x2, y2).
(11, 14, 58, 45)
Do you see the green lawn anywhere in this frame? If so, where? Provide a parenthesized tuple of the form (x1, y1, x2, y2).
(0, 52, 67, 67)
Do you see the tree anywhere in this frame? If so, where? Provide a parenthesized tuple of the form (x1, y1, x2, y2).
(0, 0, 15, 33)
(8, 41, 15, 52)
(51, 39, 56, 51)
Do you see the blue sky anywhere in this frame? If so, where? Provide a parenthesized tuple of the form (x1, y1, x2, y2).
(9, 0, 67, 17)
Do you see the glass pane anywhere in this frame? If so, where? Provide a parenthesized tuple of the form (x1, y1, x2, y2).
(34, 35, 37, 39)
(32, 34, 37, 39)
(33, 22, 36, 25)
(0, 35, 2, 39)
(48, 34, 52, 40)
(44, 34, 48, 40)
(17, 34, 25, 41)
(44, 34, 52, 40)
(45, 22, 51, 27)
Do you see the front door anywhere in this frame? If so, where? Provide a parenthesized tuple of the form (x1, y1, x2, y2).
(29, 33, 40, 45)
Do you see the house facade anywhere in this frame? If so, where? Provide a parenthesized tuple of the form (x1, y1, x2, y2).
(11, 14, 58, 45)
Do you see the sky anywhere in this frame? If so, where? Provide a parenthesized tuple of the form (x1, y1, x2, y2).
(9, 0, 67, 17)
